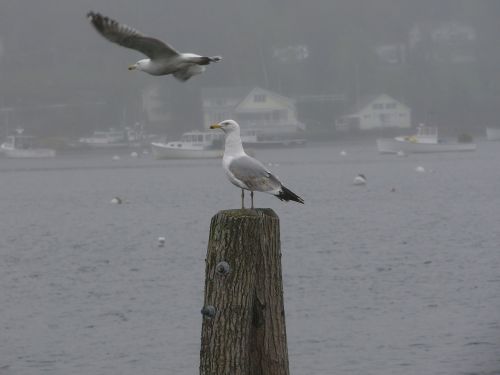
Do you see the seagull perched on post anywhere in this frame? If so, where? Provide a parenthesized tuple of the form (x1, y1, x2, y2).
(210, 120, 304, 209)
(87, 11, 222, 81)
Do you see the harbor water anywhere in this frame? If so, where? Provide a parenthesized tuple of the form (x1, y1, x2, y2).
(1, 141, 499, 375)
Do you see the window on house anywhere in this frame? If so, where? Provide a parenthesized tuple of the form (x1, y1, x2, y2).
(254, 94, 266, 103)
(372, 103, 384, 110)
(385, 102, 397, 109)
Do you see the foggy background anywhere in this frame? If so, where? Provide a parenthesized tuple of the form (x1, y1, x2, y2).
(1, 0, 500, 137)
(2, 2, 500, 374)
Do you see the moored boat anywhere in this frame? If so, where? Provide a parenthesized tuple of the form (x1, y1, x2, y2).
(78, 128, 129, 148)
(240, 129, 306, 148)
(151, 130, 223, 159)
(377, 124, 476, 154)
(0, 130, 56, 158)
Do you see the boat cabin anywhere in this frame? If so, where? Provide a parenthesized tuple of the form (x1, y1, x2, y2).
(3, 135, 37, 149)
(166, 131, 224, 149)
(180, 131, 223, 144)
(404, 124, 438, 144)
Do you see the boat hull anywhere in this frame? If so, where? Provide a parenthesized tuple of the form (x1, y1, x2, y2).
(2, 148, 56, 158)
(78, 141, 130, 148)
(377, 138, 476, 154)
(151, 142, 223, 159)
(486, 127, 500, 141)
(242, 139, 306, 149)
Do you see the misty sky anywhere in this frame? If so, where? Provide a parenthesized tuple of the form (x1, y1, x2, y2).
(1, 0, 500, 135)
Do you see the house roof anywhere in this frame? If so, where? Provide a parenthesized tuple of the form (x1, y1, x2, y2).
(250, 87, 296, 105)
(200, 86, 252, 101)
(344, 94, 409, 115)
(348, 94, 380, 114)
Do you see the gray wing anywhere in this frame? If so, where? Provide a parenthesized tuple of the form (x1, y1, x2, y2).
(87, 11, 179, 60)
(228, 155, 282, 192)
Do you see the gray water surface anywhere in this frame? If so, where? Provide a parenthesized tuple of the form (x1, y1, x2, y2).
(1, 141, 499, 375)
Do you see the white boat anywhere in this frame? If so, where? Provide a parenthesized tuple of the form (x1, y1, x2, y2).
(377, 125, 476, 154)
(240, 129, 306, 148)
(1, 130, 56, 158)
(151, 130, 224, 159)
(78, 128, 129, 148)
(486, 127, 500, 141)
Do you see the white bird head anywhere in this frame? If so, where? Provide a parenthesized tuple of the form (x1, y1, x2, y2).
(210, 119, 240, 134)
(128, 59, 149, 71)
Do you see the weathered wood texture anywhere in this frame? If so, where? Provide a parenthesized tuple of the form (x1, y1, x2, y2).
(200, 209, 289, 375)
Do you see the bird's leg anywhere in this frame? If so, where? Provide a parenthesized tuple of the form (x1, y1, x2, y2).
(251, 191, 254, 209)
(241, 189, 245, 209)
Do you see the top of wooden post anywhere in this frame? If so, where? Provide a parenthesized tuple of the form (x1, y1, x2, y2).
(215, 208, 278, 220)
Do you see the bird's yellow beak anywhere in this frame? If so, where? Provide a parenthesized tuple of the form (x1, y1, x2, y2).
(128, 64, 137, 71)
(210, 124, 222, 129)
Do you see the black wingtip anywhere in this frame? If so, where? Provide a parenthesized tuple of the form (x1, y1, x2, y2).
(276, 186, 304, 204)
(87, 11, 111, 25)
(86, 11, 113, 35)
(87, 11, 101, 28)
(87, 11, 97, 20)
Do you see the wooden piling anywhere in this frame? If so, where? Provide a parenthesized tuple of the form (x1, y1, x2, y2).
(200, 209, 289, 375)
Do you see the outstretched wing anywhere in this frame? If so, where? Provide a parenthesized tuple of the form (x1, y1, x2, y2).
(87, 11, 179, 60)
(228, 155, 282, 192)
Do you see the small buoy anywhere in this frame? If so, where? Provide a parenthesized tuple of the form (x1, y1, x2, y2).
(396, 150, 406, 157)
(112, 155, 121, 161)
(415, 166, 425, 173)
(110, 197, 122, 204)
(130, 151, 139, 158)
(340, 150, 347, 156)
(353, 173, 367, 185)
(201, 305, 216, 319)
(158, 237, 166, 247)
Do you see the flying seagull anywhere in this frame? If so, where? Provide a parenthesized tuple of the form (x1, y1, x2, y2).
(210, 120, 304, 209)
(87, 11, 222, 81)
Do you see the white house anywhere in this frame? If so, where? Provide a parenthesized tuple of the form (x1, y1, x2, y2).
(336, 94, 411, 131)
(201, 87, 304, 134)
